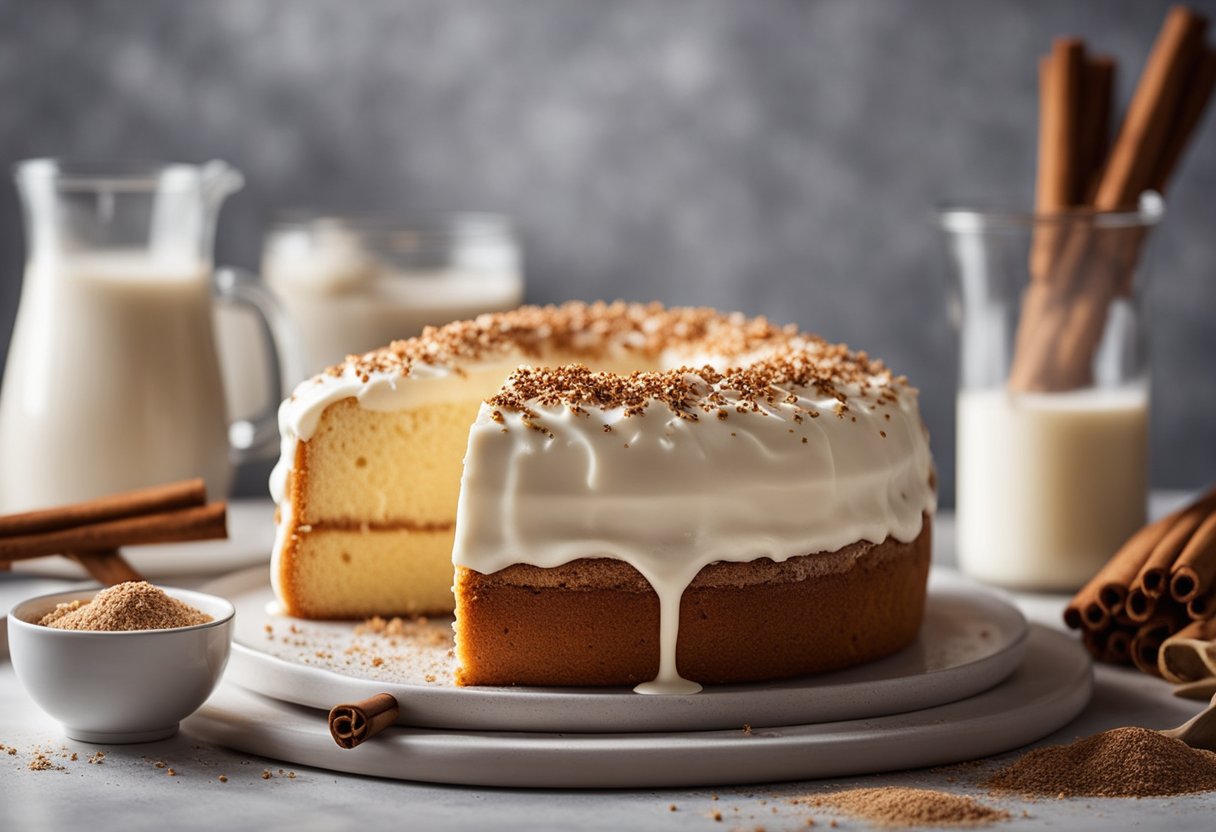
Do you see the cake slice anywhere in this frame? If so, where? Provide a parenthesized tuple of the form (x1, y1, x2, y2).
(451, 359, 935, 692)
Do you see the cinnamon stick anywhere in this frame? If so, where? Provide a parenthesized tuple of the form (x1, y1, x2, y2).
(1159, 617, 1216, 682)
(1030, 39, 1087, 284)
(1065, 511, 1174, 629)
(68, 549, 144, 586)
(1151, 46, 1216, 190)
(1124, 585, 1158, 623)
(1097, 6, 1208, 210)
(0, 503, 227, 562)
(0, 479, 206, 538)
(1078, 56, 1116, 202)
(1105, 628, 1134, 666)
(1189, 593, 1215, 621)
(1131, 612, 1187, 676)
(1013, 40, 1092, 392)
(1134, 493, 1216, 597)
(328, 693, 399, 749)
(1170, 510, 1216, 603)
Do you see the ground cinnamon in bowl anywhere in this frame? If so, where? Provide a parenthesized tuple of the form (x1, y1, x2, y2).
(795, 787, 1010, 827)
(986, 726, 1216, 797)
(38, 581, 212, 631)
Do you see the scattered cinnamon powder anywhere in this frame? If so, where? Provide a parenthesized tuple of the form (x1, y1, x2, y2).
(986, 726, 1216, 797)
(38, 581, 211, 631)
(796, 788, 1009, 828)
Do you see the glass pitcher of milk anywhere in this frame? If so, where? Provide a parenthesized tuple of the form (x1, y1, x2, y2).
(0, 159, 296, 511)
(939, 193, 1163, 590)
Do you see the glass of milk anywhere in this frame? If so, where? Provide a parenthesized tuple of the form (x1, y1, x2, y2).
(256, 214, 523, 380)
(0, 160, 296, 511)
(939, 193, 1164, 590)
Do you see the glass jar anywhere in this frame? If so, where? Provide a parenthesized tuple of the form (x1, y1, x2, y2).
(939, 193, 1164, 590)
(261, 214, 523, 378)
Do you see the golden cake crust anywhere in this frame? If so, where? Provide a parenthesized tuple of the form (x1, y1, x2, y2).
(453, 514, 932, 687)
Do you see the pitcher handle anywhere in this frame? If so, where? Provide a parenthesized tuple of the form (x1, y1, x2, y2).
(214, 267, 303, 465)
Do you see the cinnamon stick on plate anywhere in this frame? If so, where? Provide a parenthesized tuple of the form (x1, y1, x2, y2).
(0, 478, 206, 538)
(328, 694, 400, 749)
(0, 502, 227, 562)
(68, 549, 144, 586)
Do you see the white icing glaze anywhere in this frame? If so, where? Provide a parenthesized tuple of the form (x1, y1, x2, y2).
(451, 371, 936, 694)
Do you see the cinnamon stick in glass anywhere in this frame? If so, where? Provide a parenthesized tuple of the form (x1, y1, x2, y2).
(328, 693, 399, 749)
(1050, 6, 1208, 390)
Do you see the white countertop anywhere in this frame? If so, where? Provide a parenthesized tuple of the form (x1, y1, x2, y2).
(2, 500, 1214, 831)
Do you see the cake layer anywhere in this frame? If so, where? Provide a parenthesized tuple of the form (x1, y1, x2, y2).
(454, 518, 932, 687)
(277, 527, 456, 619)
(297, 398, 481, 526)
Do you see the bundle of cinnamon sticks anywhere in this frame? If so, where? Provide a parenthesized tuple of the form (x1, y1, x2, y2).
(0, 479, 227, 585)
(1066, 487, 1216, 676)
(1010, 6, 1216, 392)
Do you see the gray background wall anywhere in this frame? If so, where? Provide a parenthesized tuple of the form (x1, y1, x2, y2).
(1, 0, 1214, 505)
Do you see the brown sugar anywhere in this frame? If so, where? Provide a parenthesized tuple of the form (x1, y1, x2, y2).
(796, 788, 1009, 827)
(39, 581, 211, 631)
(986, 726, 1216, 797)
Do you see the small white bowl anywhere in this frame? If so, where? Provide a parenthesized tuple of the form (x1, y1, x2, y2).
(7, 586, 234, 743)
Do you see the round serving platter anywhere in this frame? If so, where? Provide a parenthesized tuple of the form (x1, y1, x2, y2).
(183, 625, 1090, 788)
(203, 567, 1029, 733)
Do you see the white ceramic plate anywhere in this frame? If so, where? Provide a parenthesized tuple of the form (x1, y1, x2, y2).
(183, 624, 1089, 788)
(10, 499, 275, 580)
(204, 567, 1029, 733)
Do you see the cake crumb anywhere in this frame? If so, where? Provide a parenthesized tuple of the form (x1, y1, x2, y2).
(711, 810, 723, 822)
(742, 723, 753, 735)
(88, 752, 105, 764)
(166, 768, 177, 777)
(218, 775, 228, 783)
(669, 804, 677, 812)
(261, 769, 273, 780)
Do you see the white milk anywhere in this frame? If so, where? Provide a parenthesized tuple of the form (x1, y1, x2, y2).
(956, 387, 1148, 590)
(0, 253, 230, 511)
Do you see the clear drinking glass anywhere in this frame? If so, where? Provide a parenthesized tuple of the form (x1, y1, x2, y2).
(939, 193, 1164, 590)
(260, 214, 523, 379)
(0, 160, 296, 511)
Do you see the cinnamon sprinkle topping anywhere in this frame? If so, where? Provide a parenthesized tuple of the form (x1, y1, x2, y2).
(326, 302, 803, 381)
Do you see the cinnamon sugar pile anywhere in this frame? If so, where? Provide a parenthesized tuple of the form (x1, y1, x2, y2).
(986, 726, 1216, 797)
(39, 581, 211, 631)
(798, 788, 1009, 827)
